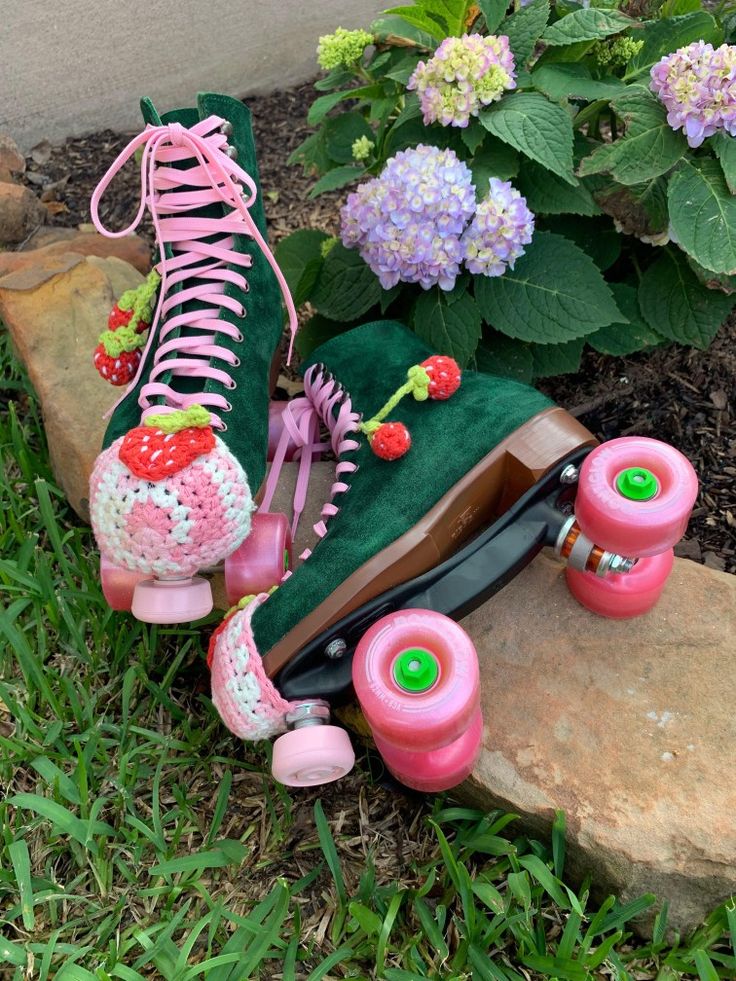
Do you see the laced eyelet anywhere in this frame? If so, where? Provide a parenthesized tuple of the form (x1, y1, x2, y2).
(226, 380, 237, 391)
(220, 422, 228, 432)
(224, 401, 233, 413)
(237, 304, 246, 318)
(231, 356, 241, 367)
(234, 331, 244, 343)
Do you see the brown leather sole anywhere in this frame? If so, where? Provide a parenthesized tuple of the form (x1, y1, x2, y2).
(262, 407, 596, 677)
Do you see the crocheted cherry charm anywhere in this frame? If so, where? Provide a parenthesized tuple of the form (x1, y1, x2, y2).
(118, 405, 216, 480)
(421, 355, 461, 401)
(93, 345, 142, 386)
(94, 270, 160, 386)
(370, 421, 412, 461)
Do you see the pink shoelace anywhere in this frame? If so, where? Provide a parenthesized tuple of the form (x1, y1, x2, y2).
(260, 364, 362, 565)
(90, 115, 297, 429)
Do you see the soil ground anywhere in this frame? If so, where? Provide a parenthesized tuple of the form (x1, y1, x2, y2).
(23, 81, 736, 575)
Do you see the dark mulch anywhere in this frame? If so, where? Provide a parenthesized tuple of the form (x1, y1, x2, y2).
(22, 81, 735, 574)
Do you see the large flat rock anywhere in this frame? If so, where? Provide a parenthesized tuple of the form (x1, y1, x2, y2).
(459, 553, 736, 935)
(0, 252, 143, 519)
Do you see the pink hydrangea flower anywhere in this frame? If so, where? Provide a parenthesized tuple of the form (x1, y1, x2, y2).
(407, 33, 516, 128)
(650, 41, 736, 148)
(340, 145, 477, 290)
(461, 178, 535, 277)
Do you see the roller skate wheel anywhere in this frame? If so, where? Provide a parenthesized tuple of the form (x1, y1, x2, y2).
(272, 726, 355, 787)
(373, 708, 483, 793)
(224, 511, 292, 604)
(353, 609, 480, 753)
(131, 575, 213, 624)
(576, 437, 698, 557)
(100, 553, 147, 612)
(566, 548, 674, 619)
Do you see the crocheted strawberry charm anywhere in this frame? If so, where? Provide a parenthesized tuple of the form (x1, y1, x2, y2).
(360, 354, 461, 461)
(94, 270, 160, 386)
(118, 405, 215, 480)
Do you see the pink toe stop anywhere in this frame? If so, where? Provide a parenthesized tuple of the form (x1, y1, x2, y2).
(271, 726, 355, 787)
(131, 576, 213, 624)
(224, 511, 292, 605)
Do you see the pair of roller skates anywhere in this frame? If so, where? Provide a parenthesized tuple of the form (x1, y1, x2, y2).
(89, 94, 699, 794)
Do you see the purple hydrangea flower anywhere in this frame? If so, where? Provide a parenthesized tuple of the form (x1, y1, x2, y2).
(407, 33, 516, 129)
(650, 41, 736, 148)
(461, 178, 534, 278)
(340, 145, 477, 290)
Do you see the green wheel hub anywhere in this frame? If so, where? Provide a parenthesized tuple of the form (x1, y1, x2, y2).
(393, 648, 439, 693)
(616, 467, 658, 501)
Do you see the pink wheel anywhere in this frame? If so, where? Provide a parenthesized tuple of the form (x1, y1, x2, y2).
(100, 553, 147, 612)
(567, 548, 674, 619)
(576, 437, 697, 558)
(272, 725, 355, 787)
(131, 575, 213, 623)
(224, 512, 292, 605)
(352, 610, 480, 752)
(374, 708, 483, 793)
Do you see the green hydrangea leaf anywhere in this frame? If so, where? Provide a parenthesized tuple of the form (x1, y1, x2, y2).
(381, 7, 446, 41)
(588, 283, 665, 355)
(480, 92, 576, 185)
(274, 229, 329, 306)
(517, 161, 601, 216)
(323, 112, 373, 164)
(476, 332, 534, 383)
(711, 133, 736, 195)
(668, 159, 736, 275)
(499, 0, 550, 67)
(638, 248, 736, 348)
(308, 165, 365, 199)
(541, 8, 634, 46)
(578, 89, 687, 185)
(413, 287, 482, 367)
(474, 230, 625, 343)
(479, 0, 508, 34)
(311, 244, 381, 321)
(532, 63, 627, 102)
(547, 216, 621, 270)
(307, 86, 384, 126)
(593, 176, 669, 239)
(295, 314, 351, 359)
(530, 336, 585, 377)
(471, 135, 520, 195)
(371, 14, 439, 49)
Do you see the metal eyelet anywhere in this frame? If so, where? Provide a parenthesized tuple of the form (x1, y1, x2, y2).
(219, 422, 228, 432)
(224, 401, 233, 413)
(220, 120, 234, 136)
(237, 304, 246, 318)
(234, 331, 244, 343)
(226, 380, 237, 391)
(231, 356, 241, 367)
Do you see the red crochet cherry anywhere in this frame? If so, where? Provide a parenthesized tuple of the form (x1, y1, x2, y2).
(370, 422, 411, 461)
(93, 345, 142, 386)
(421, 355, 461, 400)
(108, 303, 150, 333)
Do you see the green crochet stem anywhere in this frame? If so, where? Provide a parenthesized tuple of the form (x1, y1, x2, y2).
(359, 364, 430, 437)
(145, 404, 211, 433)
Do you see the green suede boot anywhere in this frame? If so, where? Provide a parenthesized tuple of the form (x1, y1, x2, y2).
(209, 320, 596, 755)
(88, 93, 296, 623)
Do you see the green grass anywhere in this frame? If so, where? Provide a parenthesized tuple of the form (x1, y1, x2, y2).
(1, 330, 735, 979)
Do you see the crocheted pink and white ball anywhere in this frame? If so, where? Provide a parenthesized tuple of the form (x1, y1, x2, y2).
(89, 434, 253, 579)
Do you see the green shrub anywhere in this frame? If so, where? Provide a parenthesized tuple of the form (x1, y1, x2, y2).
(278, 0, 736, 380)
